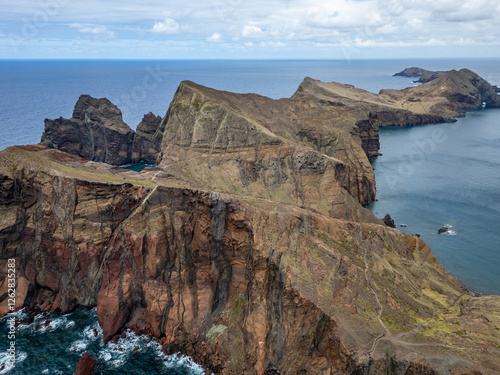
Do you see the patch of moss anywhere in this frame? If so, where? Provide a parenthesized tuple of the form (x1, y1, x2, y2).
(192, 99, 203, 111)
(382, 314, 414, 332)
(231, 293, 245, 324)
(423, 288, 450, 309)
(421, 324, 451, 337)
(207, 324, 227, 339)
(174, 103, 191, 112)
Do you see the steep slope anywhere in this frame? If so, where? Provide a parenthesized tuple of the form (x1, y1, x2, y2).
(2, 70, 500, 374)
(0, 145, 499, 374)
(156, 80, 378, 209)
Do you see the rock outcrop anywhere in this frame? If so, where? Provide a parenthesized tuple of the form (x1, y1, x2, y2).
(41, 95, 164, 166)
(383, 213, 396, 228)
(74, 351, 97, 375)
(438, 226, 449, 235)
(131, 112, 164, 163)
(2, 69, 500, 374)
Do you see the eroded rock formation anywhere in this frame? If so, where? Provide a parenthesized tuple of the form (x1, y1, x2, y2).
(41, 95, 164, 165)
(2, 69, 500, 374)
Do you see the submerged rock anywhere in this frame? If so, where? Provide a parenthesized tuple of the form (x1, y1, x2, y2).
(438, 226, 449, 234)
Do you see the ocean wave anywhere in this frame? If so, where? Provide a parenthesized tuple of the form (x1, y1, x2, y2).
(68, 340, 88, 353)
(96, 329, 206, 373)
(82, 322, 102, 340)
(443, 224, 457, 235)
(0, 351, 27, 375)
(162, 353, 206, 373)
(42, 369, 64, 375)
(97, 330, 150, 368)
(17, 312, 72, 334)
(0, 308, 28, 323)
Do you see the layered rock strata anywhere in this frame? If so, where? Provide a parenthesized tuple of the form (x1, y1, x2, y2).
(2, 69, 500, 374)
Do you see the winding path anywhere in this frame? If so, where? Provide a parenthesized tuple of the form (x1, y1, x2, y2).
(363, 247, 388, 356)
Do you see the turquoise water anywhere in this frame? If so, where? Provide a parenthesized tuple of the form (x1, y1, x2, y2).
(120, 162, 156, 172)
(368, 108, 500, 295)
(0, 59, 499, 372)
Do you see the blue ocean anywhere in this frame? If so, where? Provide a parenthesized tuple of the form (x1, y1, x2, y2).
(1, 59, 499, 373)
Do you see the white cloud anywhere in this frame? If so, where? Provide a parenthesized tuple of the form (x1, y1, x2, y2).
(445, 0, 498, 22)
(207, 32, 222, 42)
(70, 24, 115, 39)
(268, 41, 286, 47)
(151, 18, 179, 34)
(408, 18, 423, 28)
(2, 0, 500, 58)
(376, 24, 398, 34)
(242, 25, 264, 38)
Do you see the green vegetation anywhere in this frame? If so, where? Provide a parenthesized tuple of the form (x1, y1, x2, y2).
(192, 98, 203, 111)
(231, 293, 245, 324)
(207, 324, 227, 339)
(174, 102, 191, 112)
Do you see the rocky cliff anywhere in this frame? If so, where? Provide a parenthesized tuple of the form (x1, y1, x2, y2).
(2, 70, 500, 374)
(131, 112, 164, 163)
(41, 95, 164, 165)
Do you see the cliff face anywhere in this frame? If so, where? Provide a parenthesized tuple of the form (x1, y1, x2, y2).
(41, 95, 164, 166)
(131, 112, 164, 163)
(3, 70, 500, 374)
(156, 80, 378, 208)
(1, 146, 499, 374)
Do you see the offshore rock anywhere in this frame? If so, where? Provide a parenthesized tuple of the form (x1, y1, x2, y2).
(41, 95, 164, 166)
(383, 213, 396, 228)
(438, 226, 449, 235)
(74, 351, 97, 375)
(41, 95, 135, 165)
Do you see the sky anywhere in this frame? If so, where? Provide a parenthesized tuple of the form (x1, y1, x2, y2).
(0, 0, 499, 59)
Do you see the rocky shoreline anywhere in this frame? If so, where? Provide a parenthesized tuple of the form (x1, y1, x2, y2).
(1, 68, 500, 374)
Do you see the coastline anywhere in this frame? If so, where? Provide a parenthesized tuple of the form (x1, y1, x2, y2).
(1, 65, 500, 373)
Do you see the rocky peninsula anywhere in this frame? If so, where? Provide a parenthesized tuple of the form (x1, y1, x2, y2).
(1, 68, 500, 374)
